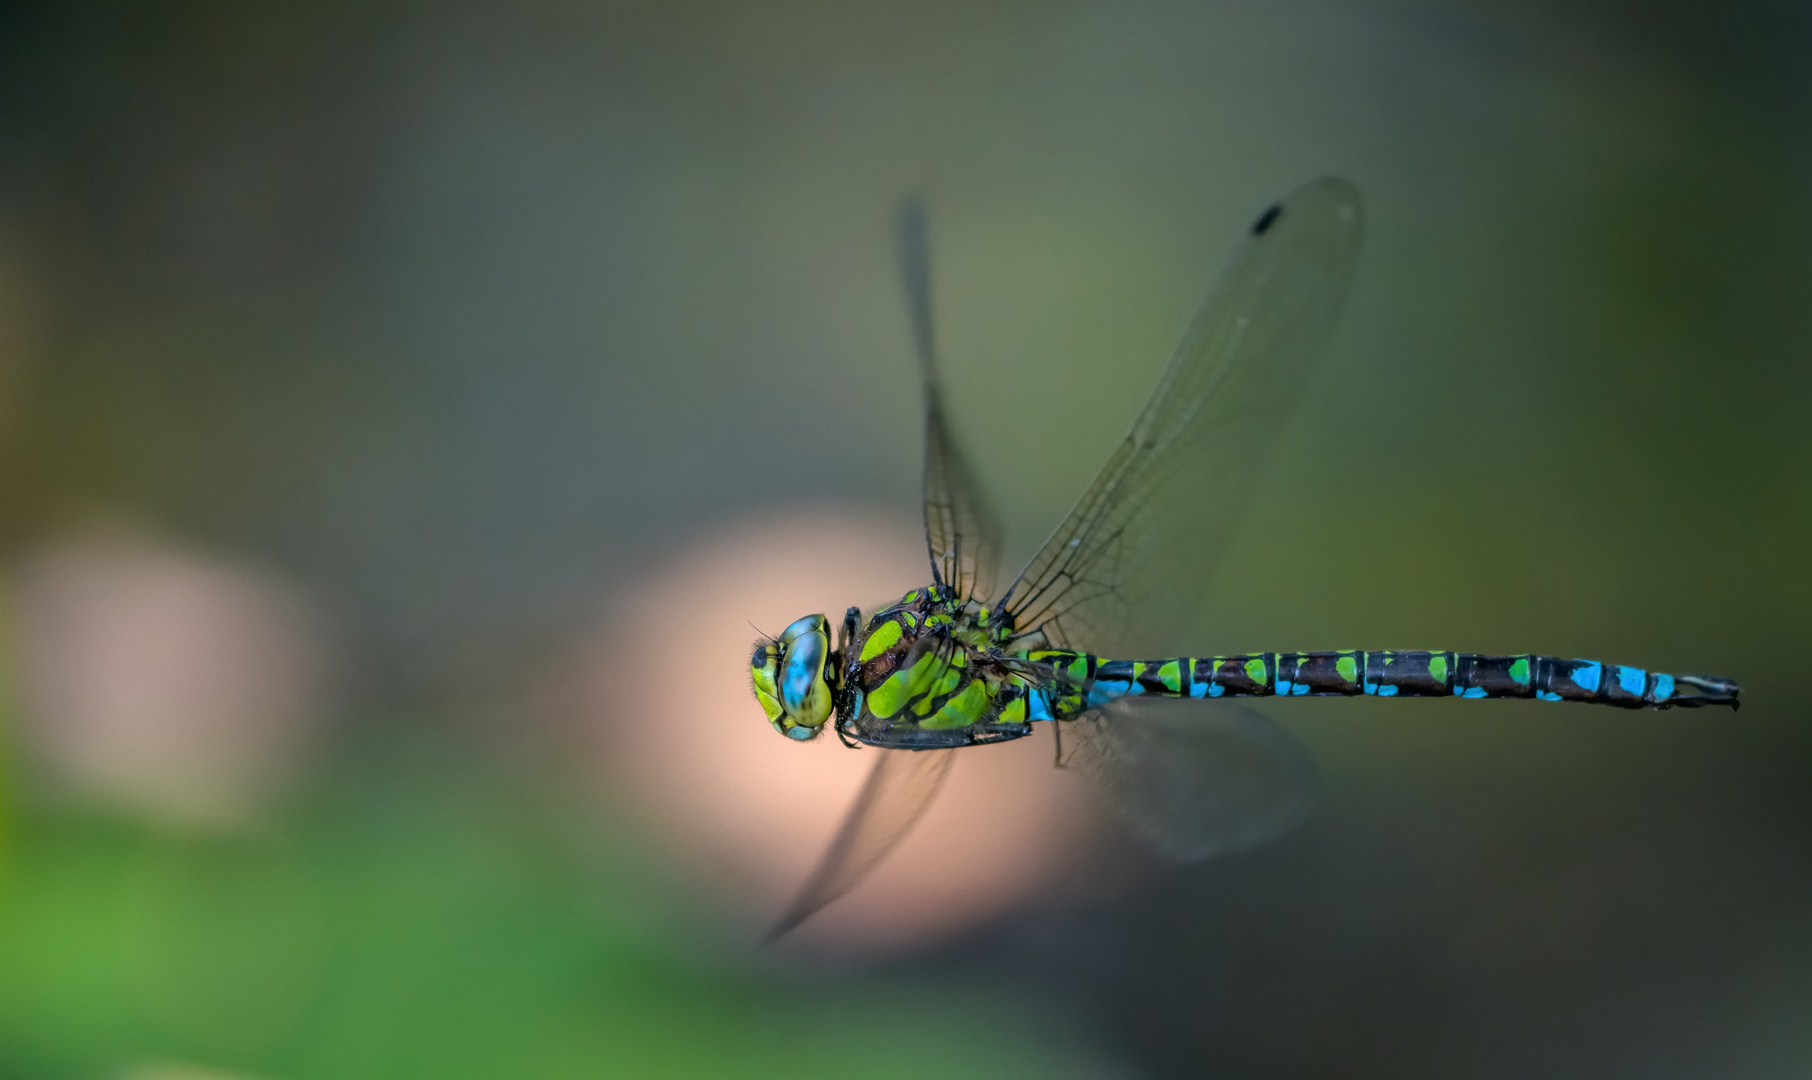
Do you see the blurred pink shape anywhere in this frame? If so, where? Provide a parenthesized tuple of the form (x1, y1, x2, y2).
(568, 509, 1102, 953)
(11, 535, 329, 826)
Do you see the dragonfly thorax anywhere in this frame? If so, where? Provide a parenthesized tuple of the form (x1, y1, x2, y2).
(830, 586, 1043, 749)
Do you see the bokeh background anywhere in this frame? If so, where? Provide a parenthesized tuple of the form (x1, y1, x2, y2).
(0, 1, 1808, 1076)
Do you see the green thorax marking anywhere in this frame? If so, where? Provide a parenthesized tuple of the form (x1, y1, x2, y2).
(858, 619, 902, 662)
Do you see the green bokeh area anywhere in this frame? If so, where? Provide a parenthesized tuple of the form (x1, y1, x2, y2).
(0, 763, 1084, 1080)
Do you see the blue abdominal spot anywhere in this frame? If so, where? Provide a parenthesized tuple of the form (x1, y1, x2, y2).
(1087, 682, 1130, 708)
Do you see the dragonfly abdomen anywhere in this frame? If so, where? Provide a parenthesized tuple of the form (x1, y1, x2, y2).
(1019, 650, 1738, 718)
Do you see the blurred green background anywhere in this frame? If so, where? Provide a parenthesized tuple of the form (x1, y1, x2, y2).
(0, 1, 1808, 1076)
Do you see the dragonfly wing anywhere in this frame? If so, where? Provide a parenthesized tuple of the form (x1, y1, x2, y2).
(899, 196, 1001, 603)
(1060, 700, 1316, 861)
(767, 745, 958, 939)
(1000, 178, 1362, 654)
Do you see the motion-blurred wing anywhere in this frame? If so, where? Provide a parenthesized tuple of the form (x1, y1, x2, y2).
(1000, 179, 1362, 654)
(1059, 701, 1315, 860)
(900, 197, 1000, 603)
(767, 746, 957, 939)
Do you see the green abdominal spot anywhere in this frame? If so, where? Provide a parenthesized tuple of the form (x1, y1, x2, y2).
(1147, 660, 1182, 693)
(1336, 653, 1358, 682)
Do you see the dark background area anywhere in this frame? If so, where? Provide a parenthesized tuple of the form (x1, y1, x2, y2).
(0, 1, 1807, 1077)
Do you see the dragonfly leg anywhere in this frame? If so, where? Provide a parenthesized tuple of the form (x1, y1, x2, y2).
(837, 606, 859, 657)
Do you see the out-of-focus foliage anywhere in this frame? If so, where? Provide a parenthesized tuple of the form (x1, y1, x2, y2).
(0, 757, 1089, 1079)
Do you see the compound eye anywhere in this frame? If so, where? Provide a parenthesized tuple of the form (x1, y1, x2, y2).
(778, 619, 833, 727)
(778, 614, 827, 646)
(749, 642, 785, 724)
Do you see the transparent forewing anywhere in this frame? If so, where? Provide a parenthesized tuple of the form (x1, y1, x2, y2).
(1001, 179, 1362, 654)
(767, 746, 957, 939)
(1059, 700, 1315, 860)
(899, 197, 1001, 603)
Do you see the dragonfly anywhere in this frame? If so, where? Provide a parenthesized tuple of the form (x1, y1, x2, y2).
(749, 177, 1741, 938)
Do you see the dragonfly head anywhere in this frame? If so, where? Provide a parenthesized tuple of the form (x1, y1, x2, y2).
(750, 614, 835, 741)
